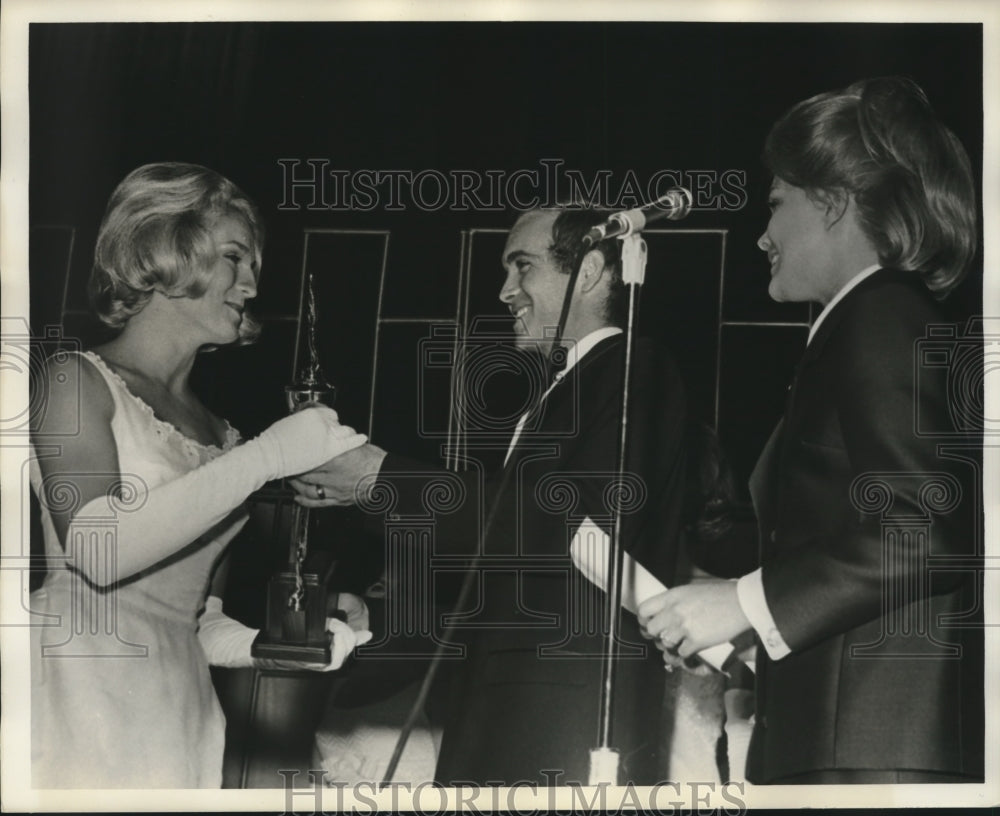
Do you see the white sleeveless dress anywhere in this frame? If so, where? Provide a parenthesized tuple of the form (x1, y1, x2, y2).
(30, 351, 246, 788)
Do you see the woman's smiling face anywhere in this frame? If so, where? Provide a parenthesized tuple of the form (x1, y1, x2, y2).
(758, 177, 844, 306)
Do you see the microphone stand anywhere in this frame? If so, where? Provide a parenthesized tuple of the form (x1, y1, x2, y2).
(380, 225, 648, 787)
(380, 241, 587, 787)
(589, 231, 646, 785)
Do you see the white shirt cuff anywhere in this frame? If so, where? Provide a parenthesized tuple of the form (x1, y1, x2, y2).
(736, 568, 791, 660)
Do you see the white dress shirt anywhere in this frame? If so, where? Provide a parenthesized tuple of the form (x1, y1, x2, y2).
(503, 326, 622, 466)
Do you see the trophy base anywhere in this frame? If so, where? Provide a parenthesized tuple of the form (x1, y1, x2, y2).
(250, 569, 333, 665)
(251, 630, 332, 664)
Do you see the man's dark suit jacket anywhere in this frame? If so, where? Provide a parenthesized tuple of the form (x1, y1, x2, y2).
(745, 268, 984, 783)
(367, 333, 687, 785)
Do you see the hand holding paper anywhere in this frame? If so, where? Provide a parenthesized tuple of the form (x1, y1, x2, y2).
(569, 519, 737, 673)
(636, 582, 752, 665)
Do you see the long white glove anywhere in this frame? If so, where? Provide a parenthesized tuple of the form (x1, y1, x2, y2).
(197, 594, 373, 670)
(66, 407, 366, 586)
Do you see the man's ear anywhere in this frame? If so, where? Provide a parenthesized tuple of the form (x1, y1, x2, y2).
(578, 248, 608, 294)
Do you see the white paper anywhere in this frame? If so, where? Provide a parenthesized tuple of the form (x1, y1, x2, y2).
(569, 518, 736, 673)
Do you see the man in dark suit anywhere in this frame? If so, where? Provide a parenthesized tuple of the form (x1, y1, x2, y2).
(294, 206, 688, 785)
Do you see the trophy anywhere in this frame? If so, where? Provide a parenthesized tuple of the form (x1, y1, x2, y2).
(252, 270, 338, 663)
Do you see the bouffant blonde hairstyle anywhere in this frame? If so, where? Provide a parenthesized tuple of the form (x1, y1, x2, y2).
(89, 162, 263, 341)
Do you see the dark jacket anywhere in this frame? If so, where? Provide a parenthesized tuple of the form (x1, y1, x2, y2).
(745, 269, 984, 783)
(368, 334, 687, 784)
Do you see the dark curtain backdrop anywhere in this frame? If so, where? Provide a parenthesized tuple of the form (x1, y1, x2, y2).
(22, 23, 987, 781)
(28, 20, 985, 485)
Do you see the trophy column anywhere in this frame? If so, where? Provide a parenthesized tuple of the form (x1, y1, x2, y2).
(252, 270, 338, 664)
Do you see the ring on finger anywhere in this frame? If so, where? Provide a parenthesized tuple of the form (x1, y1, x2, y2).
(316, 485, 326, 500)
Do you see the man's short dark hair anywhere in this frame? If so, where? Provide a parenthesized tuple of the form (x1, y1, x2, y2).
(546, 207, 627, 328)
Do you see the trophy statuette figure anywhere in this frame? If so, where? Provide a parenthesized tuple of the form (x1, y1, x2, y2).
(252, 270, 340, 663)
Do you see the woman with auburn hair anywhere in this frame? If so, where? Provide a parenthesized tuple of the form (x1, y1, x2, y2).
(638, 77, 983, 783)
(31, 162, 370, 788)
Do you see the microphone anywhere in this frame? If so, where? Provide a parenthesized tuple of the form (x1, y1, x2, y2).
(581, 187, 693, 246)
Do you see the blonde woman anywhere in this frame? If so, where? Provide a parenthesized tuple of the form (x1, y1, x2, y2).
(31, 163, 369, 788)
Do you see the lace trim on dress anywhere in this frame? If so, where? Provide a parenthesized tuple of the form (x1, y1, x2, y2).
(83, 351, 241, 457)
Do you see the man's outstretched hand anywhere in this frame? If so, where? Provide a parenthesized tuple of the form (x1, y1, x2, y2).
(290, 443, 388, 507)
